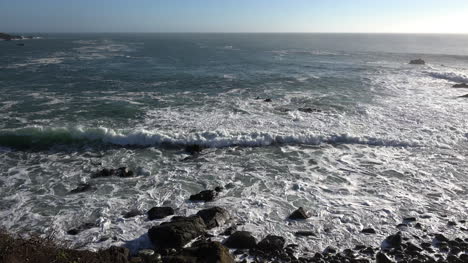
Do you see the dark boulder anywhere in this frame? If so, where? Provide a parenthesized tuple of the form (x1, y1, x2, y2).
(196, 207, 230, 229)
(148, 216, 206, 248)
(224, 231, 257, 249)
(264, 98, 272, 102)
(453, 83, 468, 88)
(459, 94, 468, 98)
(288, 207, 311, 220)
(409, 59, 425, 65)
(221, 225, 237, 236)
(214, 186, 224, 192)
(163, 241, 235, 263)
(257, 235, 285, 251)
(147, 207, 175, 220)
(189, 190, 217, 202)
(69, 183, 93, 194)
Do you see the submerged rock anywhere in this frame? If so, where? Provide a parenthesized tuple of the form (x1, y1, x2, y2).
(185, 144, 203, 155)
(69, 183, 93, 194)
(67, 222, 96, 235)
(288, 207, 311, 220)
(224, 231, 257, 249)
(189, 190, 217, 202)
(196, 207, 230, 229)
(361, 228, 376, 234)
(148, 216, 206, 248)
(298, 107, 322, 113)
(383, 232, 402, 248)
(295, 231, 315, 237)
(376, 252, 394, 263)
(453, 83, 468, 88)
(409, 59, 425, 65)
(147, 207, 175, 220)
(459, 94, 468, 98)
(264, 98, 272, 102)
(123, 209, 143, 219)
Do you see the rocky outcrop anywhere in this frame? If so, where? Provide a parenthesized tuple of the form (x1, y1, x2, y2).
(224, 231, 257, 249)
(196, 207, 230, 229)
(148, 216, 206, 248)
(409, 59, 425, 65)
(147, 207, 175, 220)
(257, 235, 285, 251)
(0, 33, 21, 41)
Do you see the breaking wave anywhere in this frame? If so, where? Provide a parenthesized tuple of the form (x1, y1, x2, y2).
(427, 70, 468, 83)
(0, 126, 419, 149)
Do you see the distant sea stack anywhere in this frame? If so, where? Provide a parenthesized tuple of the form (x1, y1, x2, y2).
(0, 33, 33, 41)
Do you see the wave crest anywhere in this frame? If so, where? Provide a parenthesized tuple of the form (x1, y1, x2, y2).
(427, 71, 468, 83)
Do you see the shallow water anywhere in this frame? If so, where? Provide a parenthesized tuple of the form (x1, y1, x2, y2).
(0, 33, 467, 254)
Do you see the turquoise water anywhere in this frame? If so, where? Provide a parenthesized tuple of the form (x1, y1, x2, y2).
(0, 33, 467, 253)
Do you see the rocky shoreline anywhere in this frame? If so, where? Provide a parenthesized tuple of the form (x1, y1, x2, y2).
(2, 165, 467, 263)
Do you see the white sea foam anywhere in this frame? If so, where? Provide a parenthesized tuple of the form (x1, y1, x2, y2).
(426, 70, 468, 83)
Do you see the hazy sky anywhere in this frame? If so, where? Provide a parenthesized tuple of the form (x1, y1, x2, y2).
(1, 0, 468, 33)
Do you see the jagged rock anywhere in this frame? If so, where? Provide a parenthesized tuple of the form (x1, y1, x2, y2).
(257, 235, 285, 251)
(189, 190, 217, 202)
(69, 183, 93, 194)
(123, 209, 143, 218)
(196, 207, 230, 229)
(224, 231, 257, 249)
(409, 59, 425, 65)
(453, 83, 468, 88)
(288, 207, 311, 220)
(163, 241, 234, 263)
(148, 216, 206, 248)
(147, 207, 175, 220)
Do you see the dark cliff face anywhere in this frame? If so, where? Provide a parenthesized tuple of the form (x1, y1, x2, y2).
(0, 33, 22, 40)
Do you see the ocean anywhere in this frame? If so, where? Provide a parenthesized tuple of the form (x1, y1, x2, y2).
(0, 33, 467, 254)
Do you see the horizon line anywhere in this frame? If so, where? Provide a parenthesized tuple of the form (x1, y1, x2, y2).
(5, 31, 468, 35)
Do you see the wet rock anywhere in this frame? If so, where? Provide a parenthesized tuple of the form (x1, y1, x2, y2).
(123, 209, 143, 218)
(147, 207, 175, 220)
(361, 228, 376, 234)
(214, 186, 224, 192)
(224, 231, 257, 249)
(264, 98, 272, 102)
(376, 252, 394, 263)
(288, 207, 311, 220)
(448, 221, 457, 226)
(257, 235, 285, 251)
(295, 231, 315, 237)
(323, 246, 337, 254)
(196, 207, 230, 229)
(453, 83, 468, 88)
(185, 144, 203, 155)
(220, 225, 237, 236)
(459, 94, 468, 98)
(354, 245, 366, 250)
(69, 183, 93, 194)
(93, 167, 134, 178)
(434, 233, 449, 243)
(189, 190, 217, 202)
(148, 216, 206, 248)
(163, 241, 235, 263)
(298, 108, 322, 113)
(383, 232, 402, 248)
(67, 222, 96, 235)
(403, 217, 417, 223)
(409, 59, 425, 65)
